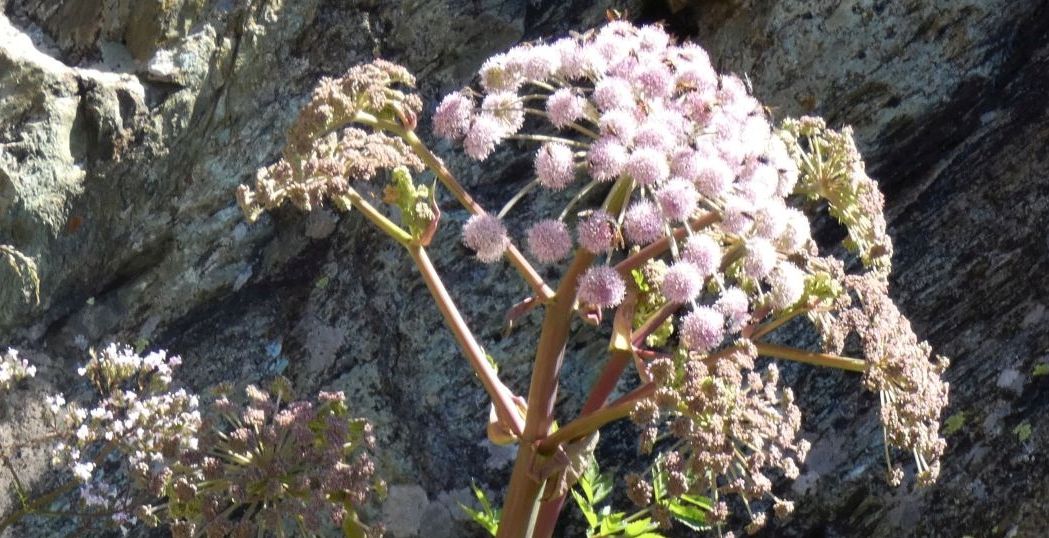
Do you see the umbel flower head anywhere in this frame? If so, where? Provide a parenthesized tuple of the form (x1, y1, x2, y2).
(235, 19, 948, 538)
(434, 19, 948, 535)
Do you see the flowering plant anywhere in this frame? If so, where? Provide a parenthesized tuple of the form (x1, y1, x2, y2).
(0, 345, 383, 537)
(235, 19, 948, 537)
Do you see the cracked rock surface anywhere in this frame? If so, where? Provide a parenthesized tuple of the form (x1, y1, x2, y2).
(2, 0, 1048, 536)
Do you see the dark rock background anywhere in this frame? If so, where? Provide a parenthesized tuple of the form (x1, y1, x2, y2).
(2, 0, 1048, 536)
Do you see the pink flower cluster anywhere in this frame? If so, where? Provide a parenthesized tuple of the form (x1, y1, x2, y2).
(433, 20, 946, 535)
(435, 21, 812, 322)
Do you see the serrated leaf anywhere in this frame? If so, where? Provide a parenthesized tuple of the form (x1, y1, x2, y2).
(598, 511, 625, 534)
(623, 518, 659, 536)
(579, 457, 597, 503)
(667, 501, 709, 531)
(652, 461, 667, 502)
(678, 494, 712, 510)
(571, 489, 598, 528)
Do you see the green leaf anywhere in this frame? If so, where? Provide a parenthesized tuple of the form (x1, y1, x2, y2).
(943, 412, 967, 435)
(572, 489, 599, 529)
(579, 458, 597, 504)
(597, 511, 625, 534)
(623, 518, 660, 536)
(1033, 362, 1049, 377)
(460, 482, 500, 536)
(651, 461, 667, 502)
(678, 494, 712, 510)
(592, 470, 614, 505)
(1014, 421, 1033, 442)
(667, 501, 709, 531)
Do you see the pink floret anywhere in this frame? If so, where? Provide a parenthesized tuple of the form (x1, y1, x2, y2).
(577, 265, 626, 308)
(526, 219, 573, 264)
(462, 213, 509, 263)
(680, 306, 725, 352)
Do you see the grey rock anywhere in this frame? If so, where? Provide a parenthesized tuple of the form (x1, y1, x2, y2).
(2, 0, 1047, 536)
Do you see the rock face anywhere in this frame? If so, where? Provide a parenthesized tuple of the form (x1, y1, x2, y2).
(1, 0, 1046, 536)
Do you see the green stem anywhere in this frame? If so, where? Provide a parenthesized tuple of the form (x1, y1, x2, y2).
(745, 306, 811, 341)
(331, 190, 413, 247)
(407, 245, 525, 437)
(353, 111, 555, 302)
(754, 342, 866, 372)
(497, 176, 635, 538)
(538, 382, 656, 453)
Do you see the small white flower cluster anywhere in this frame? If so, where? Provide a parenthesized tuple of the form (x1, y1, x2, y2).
(45, 344, 201, 530)
(0, 347, 36, 392)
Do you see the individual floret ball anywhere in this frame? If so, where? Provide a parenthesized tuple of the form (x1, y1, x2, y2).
(587, 138, 628, 182)
(462, 213, 509, 263)
(682, 234, 722, 277)
(464, 115, 506, 161)
(598, 110, 638, 144)
(624, 148, 670, 187)
(535, 142, 576, 190)
(577, 265, 626, 308)
(593, 77, 636, 111)
(716, 286, 750, 331)
(767, 262, 806, 311)
(662, 262, 704, 304)
(654, 178, 699, 222)
(433, 92, 474, 140)
(743, 237, 778, 279)
(546, 88, 587, 129)
(526, 219, 573, 264)
(577, 210, 617, 254)
(693, 158, 734, 198)
(680, 307, 725, 352)
(777, 208, 811, 254)
(623, 199, 664, 245)
(481, 92, 525, 134)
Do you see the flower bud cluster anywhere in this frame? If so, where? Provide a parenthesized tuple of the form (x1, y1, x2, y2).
(0, 347, 36, 392)
(153, 379, 384, 538)
(837, 274, 949, 486)
(238, 61, 425, 222)
(632, 346, 804, 532)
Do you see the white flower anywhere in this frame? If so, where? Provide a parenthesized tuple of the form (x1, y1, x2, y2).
(72, 461, 94, 482)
